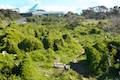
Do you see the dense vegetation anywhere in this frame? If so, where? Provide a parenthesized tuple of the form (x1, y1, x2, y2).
(81, 6, 120, 19)
(0, 9, 21, 20)
(0, 9, 120, 80)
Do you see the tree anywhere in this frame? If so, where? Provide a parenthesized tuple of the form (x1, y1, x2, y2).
(0, 9, 21, 20)
(81, 9, 95, 19)
(81, 6, 109, 19)
(110, 6, 120, 16)
(64, 12, 83, 29)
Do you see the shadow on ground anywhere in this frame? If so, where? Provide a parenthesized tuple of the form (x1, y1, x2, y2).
(69, 60, 93, 77)
(69, 60, 120, 79)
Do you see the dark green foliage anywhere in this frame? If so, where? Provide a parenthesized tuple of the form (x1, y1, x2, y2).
(18, 37, 43, 52)
(86, 42, 110, 75)
(93, 42, 108, 53)
(62, 34, 67, 40)
(89, 28, 101, 34)
(53, 39, 63, 51)
(12, 64, 22, 76)
(108, 41, 120, 48)
(86, 46, 102, 75)
(85, 41, 120, 76)
(2, 39, 20, 54)
(53, 41, 59, 51)
(108, 41, 120, 69)
(62, 34, 71, 43)
(80, 32, 87, 35)
(42, 36, 50, 49)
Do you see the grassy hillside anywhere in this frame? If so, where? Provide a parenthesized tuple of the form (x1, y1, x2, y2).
(0, 15, 120, 80)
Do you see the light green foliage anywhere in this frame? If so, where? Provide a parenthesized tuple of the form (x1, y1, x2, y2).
(21, 56, 41, 80)
(0, 15, 120, 80)
(0, 54, 16, 79)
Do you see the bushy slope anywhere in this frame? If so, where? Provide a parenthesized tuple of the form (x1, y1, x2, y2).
(0, 18, 120, 80)
(0, 22, 84, 80)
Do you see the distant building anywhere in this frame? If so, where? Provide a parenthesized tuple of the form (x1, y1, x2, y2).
(20, 13, 32, 17)
(20, 10, 64, 17)
(20, 4, 64, 17)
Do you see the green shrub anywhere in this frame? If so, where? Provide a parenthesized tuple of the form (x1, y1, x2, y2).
(89, 28, 101, 34)
(62, 34, 71, 43)
(53, 39, 64, 51)
(18, 37, 43, 52)
(42, 36, 50, 49)
(0, 54, 15, 78)
(1, 39, 21, 54)
(86, 46, 102, 75)
(86, 42, 114, 75)
(21, 56, 41, 80)
(29, 50, 47, 62)
(93, 42, 108, 53)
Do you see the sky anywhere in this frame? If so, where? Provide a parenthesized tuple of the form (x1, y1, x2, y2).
(0, 0, 120, 13)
